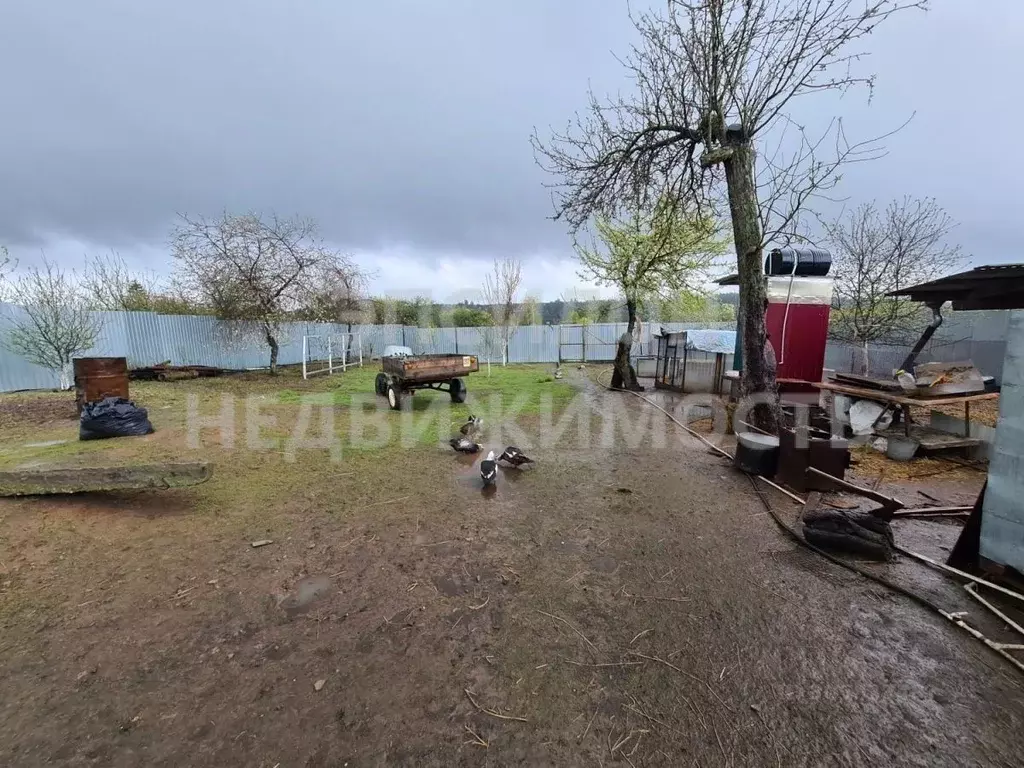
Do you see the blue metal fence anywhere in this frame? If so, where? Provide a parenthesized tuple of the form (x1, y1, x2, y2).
(0, 301, 733, 392)
(0, 302, 1010, 392)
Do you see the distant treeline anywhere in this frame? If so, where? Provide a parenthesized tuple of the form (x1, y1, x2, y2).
(363, 294, 736, 327)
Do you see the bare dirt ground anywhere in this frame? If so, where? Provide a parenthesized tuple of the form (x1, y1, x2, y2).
(1, 374, 1023, 767)
(0, 392, 78, 430)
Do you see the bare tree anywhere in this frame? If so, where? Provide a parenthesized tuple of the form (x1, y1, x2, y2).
(533, 0, 924, 428)
(1, 259, 104, 389)
(0, 246, 13, 301)
(825, 197, 962, 374)
(300, 263, 369, 325)
(171, 212, 360, 373)
(299, 263, 370, 363)
(477, 318, 502, 376)
(481, 257, 523, 365)
(0, 247, 10, 277)
(81, 252, 160, 311)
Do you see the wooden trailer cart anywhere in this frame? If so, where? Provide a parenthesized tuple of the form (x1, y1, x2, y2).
(374, 348, 479, 410)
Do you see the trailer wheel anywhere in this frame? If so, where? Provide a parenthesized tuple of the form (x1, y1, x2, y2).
(387, 383, 403, 410)
(374, 373, 388, 396)
(449, 378, 467, 403)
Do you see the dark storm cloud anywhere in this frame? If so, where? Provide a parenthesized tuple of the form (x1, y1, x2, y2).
(0, 0, 630, 255)
(1, 0, 1020, 270)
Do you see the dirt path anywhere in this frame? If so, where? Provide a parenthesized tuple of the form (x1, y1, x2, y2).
(1, 381, 1022, 766)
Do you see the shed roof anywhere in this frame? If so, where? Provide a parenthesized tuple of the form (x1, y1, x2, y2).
(888, 264, 1024, 310)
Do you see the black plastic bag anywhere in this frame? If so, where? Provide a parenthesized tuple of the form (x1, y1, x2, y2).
(79, 397, 155, 441)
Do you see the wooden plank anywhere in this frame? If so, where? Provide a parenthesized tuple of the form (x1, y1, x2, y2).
(815, 380, 999, 407)
(891, 506, 972, 517)
(0, 462, 212, 497)
(833, 372, 903, 391)
(896, 545, 1024, 606)
(801, 491, 822, 523)
(391, 355, 479, 381)
(805, 467, 905, 510)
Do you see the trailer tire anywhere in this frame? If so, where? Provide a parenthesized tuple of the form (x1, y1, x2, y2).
(375, 373, 388, 396)
(387, 383, 402, 411)
(449, 378, 467, 403)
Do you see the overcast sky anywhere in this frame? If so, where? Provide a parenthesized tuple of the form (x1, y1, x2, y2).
(1, 1, 1020, 301)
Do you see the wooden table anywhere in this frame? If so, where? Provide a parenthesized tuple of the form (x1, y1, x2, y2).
(814, 380, 998, 438)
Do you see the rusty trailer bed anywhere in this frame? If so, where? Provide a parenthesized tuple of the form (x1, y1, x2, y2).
(376, 354, 479, 410)
(382, 354, 479, 384)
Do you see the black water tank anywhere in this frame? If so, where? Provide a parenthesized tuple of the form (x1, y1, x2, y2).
(765, 246, 832, 277)
(734, 432, 780, 476)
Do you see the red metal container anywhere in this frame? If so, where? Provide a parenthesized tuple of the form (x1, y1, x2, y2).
(73, 357, 129, 413)
(765, 276, 833, 384)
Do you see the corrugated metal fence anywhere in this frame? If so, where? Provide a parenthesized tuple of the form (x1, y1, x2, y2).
(0, 304, 734, 392)
(824, 310, 1011, 384)
(0, 302, 1010, 392)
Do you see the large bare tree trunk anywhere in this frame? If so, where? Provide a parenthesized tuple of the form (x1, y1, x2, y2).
(266, 329, 280, 375)
(859, 339, 870, 375)
(724, 144, 778, 431)
(611, 298, 641, 391)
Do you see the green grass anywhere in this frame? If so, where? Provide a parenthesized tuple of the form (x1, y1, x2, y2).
(0, 364, 578, 471)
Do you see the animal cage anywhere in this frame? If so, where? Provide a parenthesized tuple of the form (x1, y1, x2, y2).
(653, 330, 735, 394)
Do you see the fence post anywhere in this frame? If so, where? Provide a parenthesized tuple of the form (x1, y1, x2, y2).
(455, 327, 459, 354)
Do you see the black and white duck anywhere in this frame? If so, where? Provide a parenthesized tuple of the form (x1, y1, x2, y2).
(449, 436, 481, 454)
(498, 446, 534, 467)
(480, 450, 498, 486)
(460, 415, 482, 436)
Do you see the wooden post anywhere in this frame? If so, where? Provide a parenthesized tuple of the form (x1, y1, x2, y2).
(805, 467, 905, 510)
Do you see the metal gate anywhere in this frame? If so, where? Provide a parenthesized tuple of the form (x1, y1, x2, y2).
(558, 324, 586, 363)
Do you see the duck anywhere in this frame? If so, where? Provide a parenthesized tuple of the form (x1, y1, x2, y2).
(480, 450, 498, 487)
(498, 446, 534, 467)
(460, 415, 482, 436)
(449, 436, 481, 454)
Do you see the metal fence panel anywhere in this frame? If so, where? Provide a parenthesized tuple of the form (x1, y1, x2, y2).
(824, 334, 1009, 384)
(0, 303, 1012, 392)
(981, 309, 1024, 571)
(0, 302, 61, 391)
(509, 325, 559, 363)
